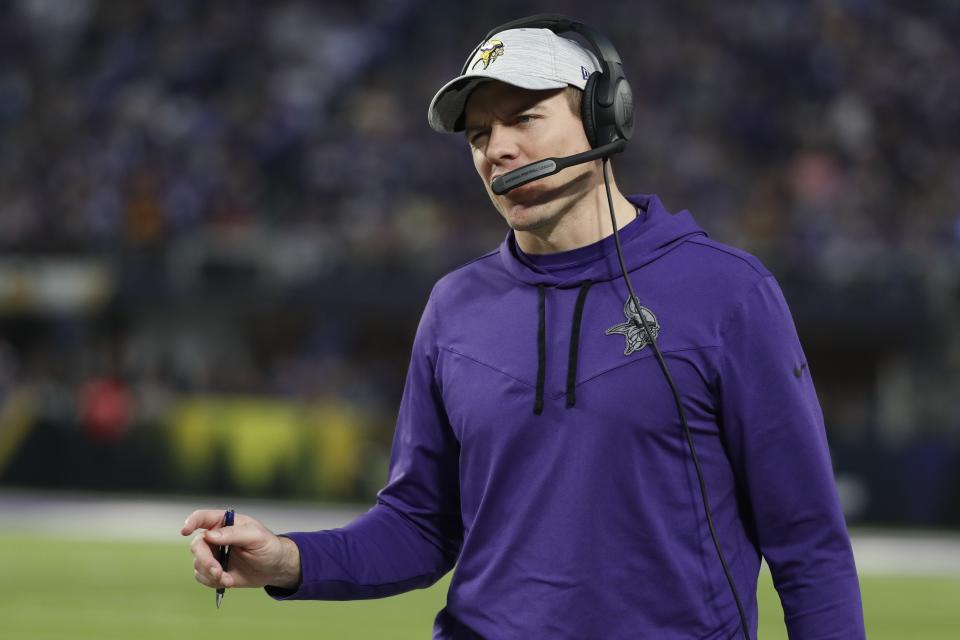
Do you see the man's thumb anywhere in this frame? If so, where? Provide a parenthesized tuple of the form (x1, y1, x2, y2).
(205, 523, 264, 548)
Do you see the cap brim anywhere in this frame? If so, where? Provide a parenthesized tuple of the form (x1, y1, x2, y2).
(427, 72, 569, 133)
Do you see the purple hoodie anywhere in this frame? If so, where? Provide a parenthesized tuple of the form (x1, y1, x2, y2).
(271, 194, 865, 639)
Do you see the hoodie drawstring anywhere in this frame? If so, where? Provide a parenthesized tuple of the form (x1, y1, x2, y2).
(533, 281, 594, 415)
(566, 280, 593, 408)
(534, 284, 547, 415)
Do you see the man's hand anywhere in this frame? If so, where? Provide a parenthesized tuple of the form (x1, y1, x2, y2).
(181, 510, 302, 591)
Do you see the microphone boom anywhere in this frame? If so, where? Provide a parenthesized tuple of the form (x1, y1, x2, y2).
(491, 139, 626, 195)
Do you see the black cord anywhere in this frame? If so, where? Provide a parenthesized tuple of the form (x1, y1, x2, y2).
(602, 160, 751, 640)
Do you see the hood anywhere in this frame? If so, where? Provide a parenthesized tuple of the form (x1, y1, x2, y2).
(498, 194, 707, 289)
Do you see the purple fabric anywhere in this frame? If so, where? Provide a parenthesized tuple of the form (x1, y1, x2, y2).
(270, 194, 865, 639)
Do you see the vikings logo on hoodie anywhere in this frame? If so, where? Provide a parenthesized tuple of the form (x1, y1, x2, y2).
(605, 297, 660, 355)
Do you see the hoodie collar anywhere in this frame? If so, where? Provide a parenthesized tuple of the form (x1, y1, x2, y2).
(499, 194, 707, 289)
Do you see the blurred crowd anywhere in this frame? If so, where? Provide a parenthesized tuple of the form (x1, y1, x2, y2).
(0, 0, 958, 520)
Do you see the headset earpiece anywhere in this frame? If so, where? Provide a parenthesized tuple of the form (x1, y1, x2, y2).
(591, 72, 634, 147)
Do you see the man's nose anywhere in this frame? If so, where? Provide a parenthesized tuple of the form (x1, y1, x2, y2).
(485, 124, 520, 165)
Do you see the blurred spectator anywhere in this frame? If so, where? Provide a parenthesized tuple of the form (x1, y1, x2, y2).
(0, 0, 957, 521)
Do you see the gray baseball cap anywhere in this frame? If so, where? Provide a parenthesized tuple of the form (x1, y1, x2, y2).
(427, 27, 600, 134)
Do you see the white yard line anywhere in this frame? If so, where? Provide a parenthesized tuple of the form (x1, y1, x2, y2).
(0, 489, 365, 543)
(2, 490, 959, 576)
(849, 532, 960, 576)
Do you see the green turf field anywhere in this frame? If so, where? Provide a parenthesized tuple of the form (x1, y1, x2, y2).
(1, 534, 958, 639)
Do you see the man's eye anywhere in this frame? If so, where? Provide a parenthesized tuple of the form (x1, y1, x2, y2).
(516, 114, 535, 124)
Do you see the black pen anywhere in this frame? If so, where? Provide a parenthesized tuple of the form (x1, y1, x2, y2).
(215, 509, 235, 609)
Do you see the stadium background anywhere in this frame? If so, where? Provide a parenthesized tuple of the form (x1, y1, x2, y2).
(0, 0, 958, 637)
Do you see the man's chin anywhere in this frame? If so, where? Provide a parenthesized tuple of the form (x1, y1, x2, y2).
(501, 201, 557, 233)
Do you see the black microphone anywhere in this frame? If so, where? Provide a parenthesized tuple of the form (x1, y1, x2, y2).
(491, 139, 626, 195)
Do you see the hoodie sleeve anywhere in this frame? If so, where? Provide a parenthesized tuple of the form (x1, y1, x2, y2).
(267, 289, 462, 601)
(718, 275, 865, 639)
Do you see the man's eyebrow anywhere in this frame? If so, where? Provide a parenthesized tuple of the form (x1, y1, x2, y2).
(464, 122, 487, 136)
(464, 102, 545, 136)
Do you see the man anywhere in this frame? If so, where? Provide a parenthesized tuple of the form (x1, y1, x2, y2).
(184, 22, 866, 639)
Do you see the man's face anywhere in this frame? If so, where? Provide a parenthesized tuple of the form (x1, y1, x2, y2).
(464, 82, 595, 234)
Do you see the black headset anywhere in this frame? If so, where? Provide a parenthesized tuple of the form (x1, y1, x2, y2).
(461, 14, 634, 150)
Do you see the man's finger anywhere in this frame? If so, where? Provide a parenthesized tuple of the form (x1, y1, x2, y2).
(193, 552, 229, 586)
(181, 509, 230, 536)
(203, 522, 265, 549)
(194, 556, 219, 576)
(194, 569, 215, 588)
(190, 532, 218, 568)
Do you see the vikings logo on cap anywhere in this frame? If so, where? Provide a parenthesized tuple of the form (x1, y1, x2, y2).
(605, 297, 660, 356)
(471, 39, 504, 70)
